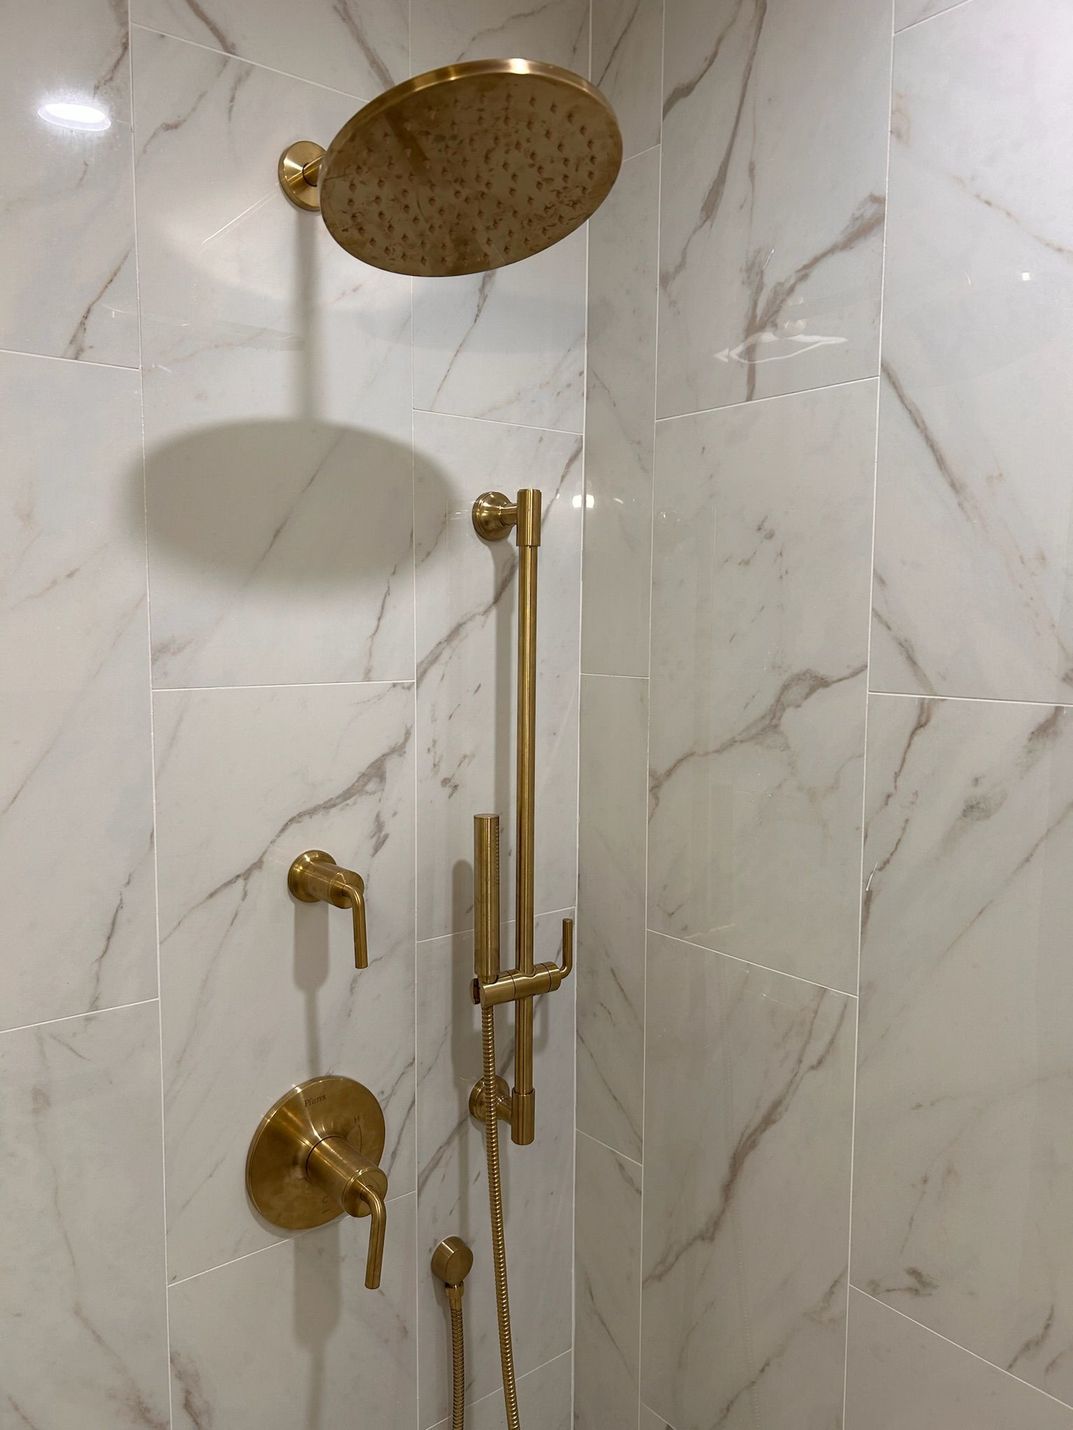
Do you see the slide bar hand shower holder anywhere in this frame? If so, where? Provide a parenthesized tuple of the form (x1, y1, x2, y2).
(471, 489, 574, 1146)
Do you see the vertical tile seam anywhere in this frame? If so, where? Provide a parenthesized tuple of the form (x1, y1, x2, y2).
(841, 2, 898, 1424)
(408, 4, 419, 1426)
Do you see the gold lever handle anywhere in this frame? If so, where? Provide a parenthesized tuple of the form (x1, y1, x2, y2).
(474, 915, 574, 1009)
(288, 849, 369, 969)
(305, 1137, 389, 1289)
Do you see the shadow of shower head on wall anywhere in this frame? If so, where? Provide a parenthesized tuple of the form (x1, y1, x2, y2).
(277, 58, 622, 277)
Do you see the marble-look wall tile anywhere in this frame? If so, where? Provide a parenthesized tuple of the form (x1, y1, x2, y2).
(413, 229, 587, 434)
(583, 147, 659, 677)
(640, 1409, 673, 1430)
(0, 1004, 169, 1428)
(416, 914, 575, 1427)
(133, 29, 413, 689)
(154, 682, 415, 1283)
(591, 0, 664, 161)
(872, 0, 1073, 703)
(414, 412, 581, 940)
(577, 675, 647, 1161)
(0, 0, 138, 364)
(855, 693, 1073, 1403)
(574, 1132, 642, 1430)
(410, 0, 588, 76)
(0, 352, 155, 1032)
(657, 0, 889, 417)
(895, 0, 972, 30)
(169, 1197, 418, 1430)
(133, 0, 408, 97)
(642, 933, 854, 1430)
(845, 1290, 1073, 1430)
(648, 384, 874, 992)
(431, 1351, 574, 1430)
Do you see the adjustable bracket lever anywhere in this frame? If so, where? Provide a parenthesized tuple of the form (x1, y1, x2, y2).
(472, 916, 573, 1008)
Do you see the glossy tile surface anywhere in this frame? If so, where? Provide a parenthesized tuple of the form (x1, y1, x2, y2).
(135, 29, 413, 690)
(169, 1197, 417, 1430)
(577, 675, 647, 1161)
(0, 1005, 169, 1428)
(591, 0, 663, 160)
(657, 0, 889, 417)
(134, 0, 408, 97)
(0, 352, 154, 1032)
(872, 0, 1073, 702)
(642, 934, 854, 1430)
(648, 384, 874, 991)
(895, 0, 969, 29)
(416, 914, 575, 1426)
(410, 0, 588, 74)
(154, 682, 415, 1283)
(414, 412, 581, 940)
(0, 0, 138, 364)
(582, 148, 659, 677)
(413, 229, 587, 434)
(574, 1132, 642, 1430)
(845, 1290, 1073, 1430)
(855, 693, 1073, 1402)
(430, 1352, 574, 1430)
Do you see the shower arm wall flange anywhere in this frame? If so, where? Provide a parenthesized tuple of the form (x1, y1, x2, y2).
(278, 140, 325, 212)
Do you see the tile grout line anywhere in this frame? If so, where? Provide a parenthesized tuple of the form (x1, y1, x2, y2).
(655, 372, 879, 426)
(649, 929, 858, 1001)
(0, 996, 161, 1042)
(0, 343, 140, 374)
(406, 0, 418, 1410)
(895, 0, 979, 35)
(870, 686, 1073, 712)
(412, 405, 582, 439)
(576, 1125, 643, 1173)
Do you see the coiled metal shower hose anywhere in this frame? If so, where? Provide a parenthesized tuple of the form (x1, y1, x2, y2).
(482, 1005, 521, 1430)
(445, 1283, 465, 1430)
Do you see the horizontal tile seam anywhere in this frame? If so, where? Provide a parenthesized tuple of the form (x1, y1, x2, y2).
(152, 677, 416, 694)
(0, 996, 159, 1041)
(647, 929, 858, 999)
(129, 21, 379, 104)
(895, 0, 979, 35)
(619, 140, 662, 166)
(0, 344, 139, 375)
(655, 374, 879, 426)
(580, 671, 650, 682)
(849, 1286, 1073, 1414)
(869, 687, 1073, 712)
(412, 407, 583, 438)
(422, 1346, 574, 1429)
(416, 906, 576, 948)
(575, 1125, 642, 1171)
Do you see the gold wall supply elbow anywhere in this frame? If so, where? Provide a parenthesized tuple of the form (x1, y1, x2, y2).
(288, 849, 369, 968)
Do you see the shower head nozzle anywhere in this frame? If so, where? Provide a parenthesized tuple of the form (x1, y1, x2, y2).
(278, 58, 622, 277)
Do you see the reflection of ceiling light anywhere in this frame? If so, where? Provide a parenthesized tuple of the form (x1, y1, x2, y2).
(715, 331, 847, 365)
(37, 99, 111, 133)
(571, 493, 595, 510)
(1021, 272, 1033, 282)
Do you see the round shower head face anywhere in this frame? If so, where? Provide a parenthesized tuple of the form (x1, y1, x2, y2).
(317, 58, 622, 277)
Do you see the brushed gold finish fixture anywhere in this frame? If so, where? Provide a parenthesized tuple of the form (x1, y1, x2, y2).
(276, 57, 622, 277)
(246, 1075, 388, 1289)
(288, 849, 368, 969)
(432, 1238, 474, 1430)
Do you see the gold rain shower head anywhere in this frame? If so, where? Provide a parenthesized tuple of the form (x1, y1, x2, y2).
(277, 58, 622, 277)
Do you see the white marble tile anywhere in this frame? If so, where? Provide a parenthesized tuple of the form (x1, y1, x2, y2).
(872, 0, 1073, 703)
(577, 675, 647, 1161)
(134, 0, 408, 97)
(0, 1004, 169, 1428)
(642, 933, 855, 1430)
(657, 0, 889, 417)
(640, 1409, 673, 1430)
(169, 1194, 418, 1430)
(855, 694, 1073, 1403)
(582, 147, 659, 677)
(154, 681, 415, 1283)
(895, 0, 972, 30)
(845, 1290, 1073, 1430)
(648, 383, 874, 992)
(416, 914, 575, 1427)
(591, 0, 664, 160)
(413, 228, 587, 434)
(574, 1132, 642, 1430)
(410, 0, 589, 75)
(414, 412, 581, 940)
(431, 1351, 574, 1430)
(133, 29, 414, 689)
(0, 352, 155, 1032)
(0, 0, 138, 365)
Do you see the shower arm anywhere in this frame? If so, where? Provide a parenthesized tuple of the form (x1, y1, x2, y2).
(470, 488, 574, 1147)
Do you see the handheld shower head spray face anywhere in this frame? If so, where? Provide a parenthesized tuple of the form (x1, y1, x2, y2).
(281, 58, 622, 277)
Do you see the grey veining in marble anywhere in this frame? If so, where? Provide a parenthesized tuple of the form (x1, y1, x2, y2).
(154, 681, 415, 1283)
(591, 0, 664, 160)
(575, 1132, 642, 1430)
(134, 29, 414, 689)
(648, 383, 874, 992)
(855, 693, 1073, 1403)
(577, 675, 647, 1161)
(657, 0, 889, 417)
(169, 1196, 417, 1430)
(133, 0, 409, 98)
(413, 228, 587, 434)
(0, 0, 138, 364)
(414, 412, 581, 941)
(872, 0, 1073, 703)
(642, 933, 854, 1430)
(583, 147, 659, 678)
(430, 1351, 574, 1430)
(0, 1004, 169, 1428)
(0, 352, 155, 1032)
(410, 0, 588, 75)
(845, 1290, 1073, 1430)
(416, 914, 575, 1427)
